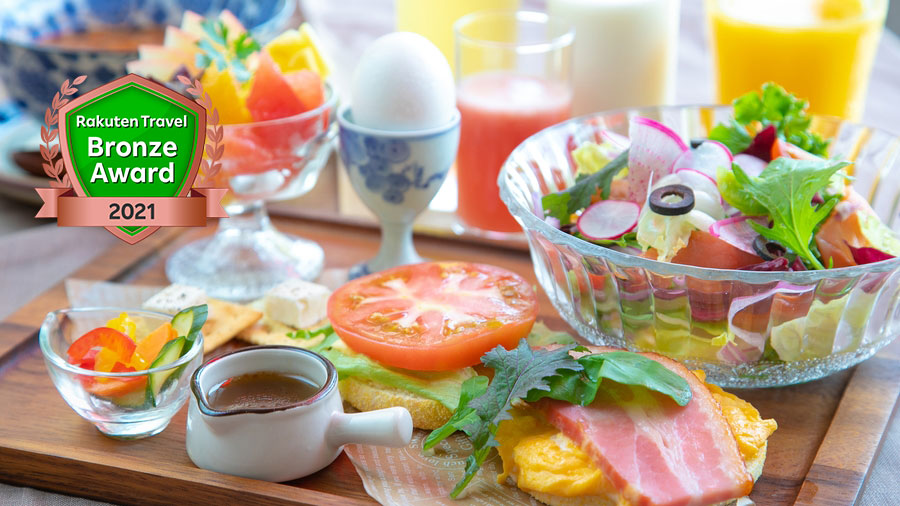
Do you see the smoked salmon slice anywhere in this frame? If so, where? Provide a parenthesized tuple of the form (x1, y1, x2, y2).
(543, 349, 752, 506)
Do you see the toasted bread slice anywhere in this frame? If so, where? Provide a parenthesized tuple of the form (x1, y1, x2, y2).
(339, 377, 452, 430)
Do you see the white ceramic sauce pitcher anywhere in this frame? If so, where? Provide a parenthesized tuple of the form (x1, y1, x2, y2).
(186, 346, 412, 482)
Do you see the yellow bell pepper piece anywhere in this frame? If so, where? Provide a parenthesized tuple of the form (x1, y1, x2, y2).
(106, 312, 136, 341)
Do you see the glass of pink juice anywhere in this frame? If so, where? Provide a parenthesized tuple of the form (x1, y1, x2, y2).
(454, 10, 573, 235)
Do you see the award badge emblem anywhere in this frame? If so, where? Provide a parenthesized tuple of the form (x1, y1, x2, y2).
(36, 74, 227, 244)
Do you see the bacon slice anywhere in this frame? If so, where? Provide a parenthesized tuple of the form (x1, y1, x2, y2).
(543, 349, 752, 506)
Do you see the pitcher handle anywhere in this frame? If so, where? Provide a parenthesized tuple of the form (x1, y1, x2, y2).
(326, 407, 413, 448)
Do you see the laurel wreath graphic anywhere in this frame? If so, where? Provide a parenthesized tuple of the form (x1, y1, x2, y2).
(41, 75, 86, 188)
(177, 75, 223, 187)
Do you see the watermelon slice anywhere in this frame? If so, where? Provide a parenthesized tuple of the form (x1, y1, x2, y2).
(284, 69, 325, 112)
(246, 52, 305, 122)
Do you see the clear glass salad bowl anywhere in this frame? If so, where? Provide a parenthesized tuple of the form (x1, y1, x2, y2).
(39, 308, 204, 439)
(166, 84, 338, 301)
(499, 105, 900, 387)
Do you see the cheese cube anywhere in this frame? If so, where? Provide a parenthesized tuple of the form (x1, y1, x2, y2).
(143, 284, 208, 316)
(264, 279, 331, 329)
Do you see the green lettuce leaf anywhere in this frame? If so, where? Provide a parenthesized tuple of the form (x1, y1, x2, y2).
(316, 339, 476, 411)
(525, 321, 576, 347)
(542, 149, 628, 225)
(709, 83, 829, 156)
(717, 165, 769, 216)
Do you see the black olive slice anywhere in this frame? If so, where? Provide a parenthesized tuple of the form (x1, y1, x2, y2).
(648, 184, 695, 216)
(752, 235, 787, 260)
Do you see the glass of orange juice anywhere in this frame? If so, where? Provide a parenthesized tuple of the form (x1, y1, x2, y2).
(454, 11, 573, 236)
(707, 0, 887, 120)
(395, 0, 519, 74)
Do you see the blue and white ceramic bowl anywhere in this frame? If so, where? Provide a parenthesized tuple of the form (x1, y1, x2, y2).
(0, 0, 293, 118)
(338, 106, 460, 278)
(338, 107, 461, 223)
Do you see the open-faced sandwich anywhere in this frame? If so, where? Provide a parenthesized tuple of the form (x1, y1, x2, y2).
(425, 341, 777, 505)
(309, 261, 542, 430)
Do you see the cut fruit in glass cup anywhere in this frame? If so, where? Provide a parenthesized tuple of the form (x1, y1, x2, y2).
(166, 83, 337, 301)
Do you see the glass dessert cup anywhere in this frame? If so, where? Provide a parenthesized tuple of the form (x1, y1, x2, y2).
(166, 84, 338, 301)
(499, 105, 900, 388)
(39, 308, 204, 439)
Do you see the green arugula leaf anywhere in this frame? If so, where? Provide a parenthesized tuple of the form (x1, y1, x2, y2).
(732, 158, 849, 269)
(286, 324, 333, 340)
(709, 83, 829, 157)
(542, 149, 628, 225)
(427, 340, 693, 498)
(423, 375, 489, 450)
(446, 341, 580, 498)
(525, 351, 692, 407)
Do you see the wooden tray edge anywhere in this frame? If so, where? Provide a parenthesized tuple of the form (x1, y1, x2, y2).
(795, 340, 900, 505)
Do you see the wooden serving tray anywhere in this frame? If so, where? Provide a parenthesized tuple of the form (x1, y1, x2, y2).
(1, 217, 898, 505)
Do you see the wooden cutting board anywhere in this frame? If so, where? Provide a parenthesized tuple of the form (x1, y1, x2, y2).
(0, 217, 898, 505)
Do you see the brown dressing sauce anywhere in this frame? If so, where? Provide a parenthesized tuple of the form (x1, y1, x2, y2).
(39, 28, 165, 51)
(206, 371, 321, 411)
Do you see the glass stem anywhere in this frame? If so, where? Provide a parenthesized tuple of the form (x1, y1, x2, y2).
(371, 220, 422, 270)
(218, 200, 269, 235)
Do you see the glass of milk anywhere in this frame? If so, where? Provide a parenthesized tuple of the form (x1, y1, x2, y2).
(547, 0, 681, 116)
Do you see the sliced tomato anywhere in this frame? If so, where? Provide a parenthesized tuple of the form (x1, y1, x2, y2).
(67, 327, 136, 365)
(328, 262, 538, 371)
(671, 230, 763, 270)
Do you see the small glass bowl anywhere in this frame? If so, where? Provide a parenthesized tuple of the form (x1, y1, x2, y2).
(499, 105, 900, 388)
(39, 307, 204, 439)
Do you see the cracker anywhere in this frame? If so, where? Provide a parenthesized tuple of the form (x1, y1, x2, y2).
(202, 298, 263, 352)
(237, 299, 329, 349)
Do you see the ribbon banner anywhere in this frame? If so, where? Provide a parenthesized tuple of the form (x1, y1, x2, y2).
(36, 188, 228, 227)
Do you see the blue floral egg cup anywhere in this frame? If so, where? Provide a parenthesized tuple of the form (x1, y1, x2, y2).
(337, 106, 461, 279)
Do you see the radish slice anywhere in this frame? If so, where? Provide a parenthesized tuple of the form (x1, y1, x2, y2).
(674, 141, 733, 178)
(733, 153, 767, 177)
(577, 200, 641, 240)
(675, 168, 720, 200)
(691, 190, 726, 219)
(599, 130, 630, 150)
(626, 117, 688, 205)
(708, 215, 768, 255)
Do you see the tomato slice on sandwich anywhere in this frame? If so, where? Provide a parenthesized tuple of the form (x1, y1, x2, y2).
(327, 262, 537, 371)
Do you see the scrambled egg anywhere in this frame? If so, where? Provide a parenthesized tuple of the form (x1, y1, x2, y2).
(494, 373, 777, 499)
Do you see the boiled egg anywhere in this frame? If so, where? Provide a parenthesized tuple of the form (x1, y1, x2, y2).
(351, 32, 455, 131)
